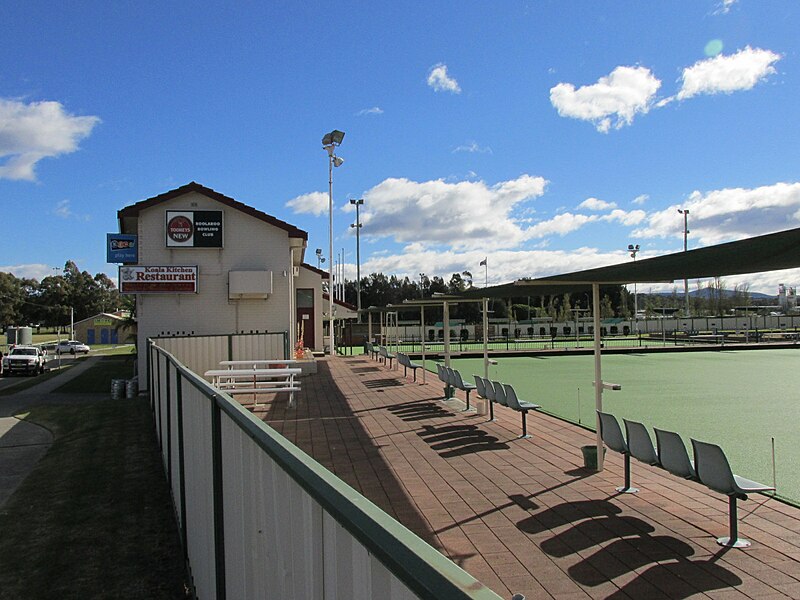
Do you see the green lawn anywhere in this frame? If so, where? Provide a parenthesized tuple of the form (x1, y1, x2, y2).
(447, 349, 800, 505)
(55, 354, 136, 393)
(0, 381, 187, 598)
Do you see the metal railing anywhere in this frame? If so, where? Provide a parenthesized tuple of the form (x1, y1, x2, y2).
(148, 339, 503, 600)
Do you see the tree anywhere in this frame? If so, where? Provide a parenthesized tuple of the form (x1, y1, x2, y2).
(0, 272, 26, 327)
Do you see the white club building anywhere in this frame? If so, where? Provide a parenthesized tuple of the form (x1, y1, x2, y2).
(116, 182, 327, 385)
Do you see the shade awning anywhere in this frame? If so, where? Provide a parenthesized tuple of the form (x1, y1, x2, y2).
(460, 226, 800, 298)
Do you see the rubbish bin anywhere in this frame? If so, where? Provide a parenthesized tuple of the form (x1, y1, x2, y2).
(581, 445, 605, 470)
(111, 379, 125, 399)
(475, 398, 488, 416)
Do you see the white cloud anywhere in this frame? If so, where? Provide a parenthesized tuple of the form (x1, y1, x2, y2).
(55, 199, 72, 218)
(285, 191, 329, 217)
(356, 106, 384, 116)
(453, 141, 492, 154)
(0, 263, 59, 281)
(676, 47, 781, 100)
(0, 98, 100, 181)
(714, 0, 738, 15)
(362, 246, 627, 287)
(633, 181, 800, 245)
(360, 175, 547, 250)
(427, 63, 461, 94)
(632, 194, 649, 206)
(602, 208, 647, 226)
(550, 66, 661, 132)
(578, 197, 616, 211)
(525, 213, 598, 238)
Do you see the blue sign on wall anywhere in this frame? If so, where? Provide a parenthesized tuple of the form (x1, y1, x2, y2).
(107, 234, 138, 263)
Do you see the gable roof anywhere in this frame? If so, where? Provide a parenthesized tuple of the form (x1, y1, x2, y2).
(302, 262, 329, 279)
(322, 293, 358, 312)
(117, 181, 307, 240)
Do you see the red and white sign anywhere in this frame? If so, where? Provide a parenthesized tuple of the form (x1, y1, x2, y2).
(119, 266, 198, 294)
(167, 214, 194, 243)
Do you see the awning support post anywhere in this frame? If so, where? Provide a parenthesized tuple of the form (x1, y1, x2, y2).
(593, 283, 604, 471)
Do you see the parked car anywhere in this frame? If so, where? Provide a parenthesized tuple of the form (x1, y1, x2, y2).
(2, 345, 46, 376)
(55, 340, 91, 355)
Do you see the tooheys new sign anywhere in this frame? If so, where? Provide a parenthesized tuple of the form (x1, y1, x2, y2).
(166, 210, 223, 248)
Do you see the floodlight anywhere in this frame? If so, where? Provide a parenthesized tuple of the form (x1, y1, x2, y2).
(322, 129, 345, 147)
(330, 130, 345, 145)
(332, 156, 344, 167)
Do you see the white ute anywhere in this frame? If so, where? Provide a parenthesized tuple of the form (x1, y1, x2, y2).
(2, 346, 46, 376)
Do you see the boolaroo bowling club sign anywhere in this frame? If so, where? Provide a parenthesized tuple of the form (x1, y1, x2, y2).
(165, 210, 223, 248)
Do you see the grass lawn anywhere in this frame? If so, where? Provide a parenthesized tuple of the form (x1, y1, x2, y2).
(0, 360, 87, 397)
(0, 399, 188, 599)
(55, 354, 136, 394)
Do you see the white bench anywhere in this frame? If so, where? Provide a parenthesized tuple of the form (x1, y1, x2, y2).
(205, 368, 301, 407)
(219, 359, 300, 369)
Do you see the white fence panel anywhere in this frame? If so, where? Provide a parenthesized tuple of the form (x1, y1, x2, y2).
(222, 418, 324, 599)
(168, 365, 183, 527)
(322, 512, 418, 600)
(232, 333, 284, 362)
(181, 383, 217, 599)
(159, 335, 229, 378)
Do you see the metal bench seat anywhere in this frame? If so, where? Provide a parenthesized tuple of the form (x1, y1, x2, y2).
(691, 438, 775, 548)
(597, 411, 638, 493)
(503, 383, 540, 439)
(624, 419, 660, 467)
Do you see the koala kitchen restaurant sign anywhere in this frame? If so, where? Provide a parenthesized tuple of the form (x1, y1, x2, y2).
(119, 266, 198, 294)
(166, 210, 223, 248)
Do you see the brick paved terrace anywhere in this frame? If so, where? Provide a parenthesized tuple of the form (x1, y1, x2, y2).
(242, 355, 800, 599)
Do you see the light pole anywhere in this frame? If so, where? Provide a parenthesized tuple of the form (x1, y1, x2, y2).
(350, 198, 364, 320)
(323, 129, 345, 355)
(678, 208, 690, 316)
(628, 244, 639, 331)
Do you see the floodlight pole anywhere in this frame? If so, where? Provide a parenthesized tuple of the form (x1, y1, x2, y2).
(323, 129, 345, 355)
(679, 208, 690, 316)
(328, 148, 335, 352)
(350, 198, 364, 321)
(628, 244, 639, 331)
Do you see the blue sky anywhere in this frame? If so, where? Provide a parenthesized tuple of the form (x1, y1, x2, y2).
(1, 1, 798, 293)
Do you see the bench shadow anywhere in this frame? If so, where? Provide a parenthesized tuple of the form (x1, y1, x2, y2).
(418, 423, 509, 457)
(604, 560, 742, 599)
(387, 399, 451, 421)
(350, 366, 382, 373)
(363, 378, 404, 388)
(519, 499, 743, 598)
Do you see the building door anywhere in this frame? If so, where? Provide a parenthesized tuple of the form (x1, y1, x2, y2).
(87, 329, 96, 344)
(100, 328, 110, 344)
(296, 288, 315, 349)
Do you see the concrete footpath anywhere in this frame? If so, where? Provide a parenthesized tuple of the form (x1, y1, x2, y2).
(0, 356, 106, 508)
